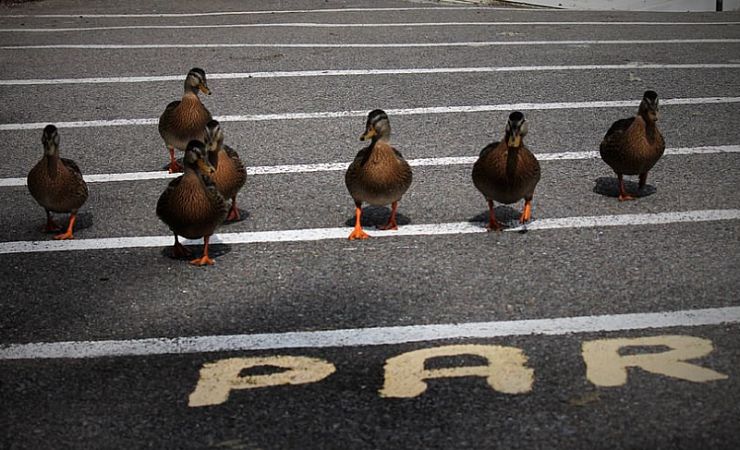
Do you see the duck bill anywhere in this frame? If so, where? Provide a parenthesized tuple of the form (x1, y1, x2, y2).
(197, 158, 215, 175)
(199, 84, 211, 95)
(507, 134, 522, 148)
(360, 128, 376, 141)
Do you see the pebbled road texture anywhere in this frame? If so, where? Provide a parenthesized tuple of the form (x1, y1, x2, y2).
(1, 0, 739, 449)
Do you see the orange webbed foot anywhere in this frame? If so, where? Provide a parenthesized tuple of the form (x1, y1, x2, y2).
(618, 194, 636, 202)
(226, 204, 240, 222)
(190, 255, 215, 266)
(168, 161, 183, 174)
(519, 200, 533, 224)
(348, 227, 370, 240)
(486, 221, 503, 232)
(53, 231, 74, 240)
(376, 220, 398, 231)
(377, 202, 400, 231)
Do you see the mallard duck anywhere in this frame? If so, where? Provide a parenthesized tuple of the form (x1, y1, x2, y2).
(345, 109, 413, 240)
(204, 120, 247, 222)
(156, 140, 228, 266)
(27, 124, 89, 240)
(472, 111, 541, 231)
(600, 90, 665, 201)
(158, 67, 212, 173)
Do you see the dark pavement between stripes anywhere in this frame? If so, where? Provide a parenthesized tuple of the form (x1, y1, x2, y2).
(1, 0, 739, 448)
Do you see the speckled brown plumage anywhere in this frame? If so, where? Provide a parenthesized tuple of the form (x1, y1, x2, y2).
(158, 68, 212, 173)
(345, 141, 412, 207)
(472, 112, 540, 230)
(345, 110, 412, 240)
(600, 90, 665, 201)
(205, 120, 246, 222)
(156, 141, 228, 265)
(27, 125, 88, 240)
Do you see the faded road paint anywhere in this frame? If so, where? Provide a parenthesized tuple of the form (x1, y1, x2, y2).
(582, 335, 728, 386)
(188, 356, 336, 407)
(379, 344, 534, 398)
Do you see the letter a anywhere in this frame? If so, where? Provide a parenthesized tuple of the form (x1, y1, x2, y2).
(380, 344, 534, 398)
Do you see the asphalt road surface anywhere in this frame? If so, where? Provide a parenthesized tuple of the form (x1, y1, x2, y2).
(1, 0, 739, 449)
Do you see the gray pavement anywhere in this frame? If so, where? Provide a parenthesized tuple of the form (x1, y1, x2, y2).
(1, 0, 739, 449)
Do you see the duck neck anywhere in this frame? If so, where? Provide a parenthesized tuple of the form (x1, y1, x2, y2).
(45, 149, 60, 173)
(207, 138, 224, 167)
(207, 149, 219, 168)
(183, 88, 201, 102)
(639, 112, 658, 143)
(505, 144, 520, 176)
(184, 79, 201, 96)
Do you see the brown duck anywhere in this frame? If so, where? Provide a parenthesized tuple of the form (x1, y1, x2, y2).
(156, 140, 228, 266)
(27, 125, 89, 240)
(600, 90, 665, 201)
(345, 109, 413, 240)
(472, 111, 541, 231)
(204, 120, 247, 222)
(158, 68, 212, 173)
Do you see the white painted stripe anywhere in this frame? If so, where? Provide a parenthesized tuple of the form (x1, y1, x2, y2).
(5, 6, 731, 18)
(1, 145, 737, 188)
(3, 6, 492, 19)
(1, 96, 738, 132)
(2, 39, 739, 50)
(0, 209, 737, 256)
(3, 21, 738, 32)
(0, 7, 498, 19)
(1, 305, 738, 360)
(4, 63, 740, 86)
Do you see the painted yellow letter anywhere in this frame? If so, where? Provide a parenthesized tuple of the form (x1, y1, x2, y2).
(582, 335, 728, 387)
(189, 356, 336, 407)
(380, 344, 534, 398)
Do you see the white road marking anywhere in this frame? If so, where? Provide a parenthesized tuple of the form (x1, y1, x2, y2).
(4, 63, 740, 86)
(1, 306, 738, 360)
(3, 21, 739, 32)
(2, 39, 739, 50)
(3, 6, 731, 18)
(1, 96, 738, 131)
(1, 145, 737, 188)
(0, 7, 498, 19)
(0, 209, 737, 256)
(3, 6, 604, 19)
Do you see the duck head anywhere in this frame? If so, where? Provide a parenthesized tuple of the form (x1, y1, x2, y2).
(638, 90, 659, 123)
(184, 140, 215, 175)
(185, 67, 211, 96)
(42, 124, 60, 156)
(505, 111, 528, 148)
(204, 120, 224, 154)
(360, 109, 391, 142)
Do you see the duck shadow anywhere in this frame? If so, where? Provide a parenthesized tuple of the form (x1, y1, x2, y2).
(469, 205, 524, 228)
(220, 209, 251, 225)
(160, 242, 232, 262)
(343, 205, 411, 228)
(593, 177, 657, 199)
(42, 211, 94, 234)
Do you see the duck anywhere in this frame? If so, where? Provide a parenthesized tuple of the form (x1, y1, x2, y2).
(204, 120, 247, 222)
(345, 109, 413, 240)
(27, 124, 89, 240)
(472, 111, 541, 231)
(600, 90, 665, 201)
(158, 67, 212, 173)
(156, 140, 228, 266)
